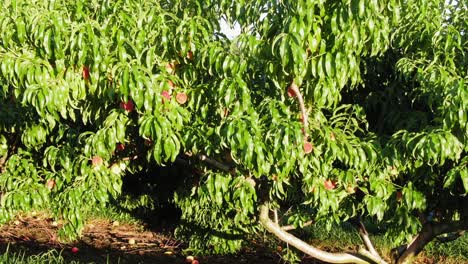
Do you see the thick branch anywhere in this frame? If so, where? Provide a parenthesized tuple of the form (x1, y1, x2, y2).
(357, 221, 386, 264)
(197, 154, 231, 172)
(436, 230, 465, 243)
(395, 221, 468, 264)
(259, 203, 381, 264)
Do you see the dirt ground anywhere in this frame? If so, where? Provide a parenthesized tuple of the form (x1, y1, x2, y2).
(0, 213, 326, 264)
(0, 213, 461, 264)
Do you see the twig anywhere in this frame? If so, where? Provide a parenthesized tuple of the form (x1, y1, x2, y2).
(121, 155, 138, 161)
(289, 82, 309, 137)
(126, 248, 159, 254)
(281, 220, 314, 231)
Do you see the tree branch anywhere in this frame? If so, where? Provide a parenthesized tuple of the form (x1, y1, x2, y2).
(394, 221, 468, 264)
(121, 155, 138, 161)
(196, 154, 231, 172)
(259, 203, 383, 264)
(289, 82, 309, 137)
(436, 230, 465, 243)
(357, 220, 386, 264)
(281, 220, 314, 231)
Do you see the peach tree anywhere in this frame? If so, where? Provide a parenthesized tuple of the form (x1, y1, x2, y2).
(0, 0, 466, 263)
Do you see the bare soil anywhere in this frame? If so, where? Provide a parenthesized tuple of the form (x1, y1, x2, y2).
(0, 213, 319, 264)
(0, 213, 462, 264)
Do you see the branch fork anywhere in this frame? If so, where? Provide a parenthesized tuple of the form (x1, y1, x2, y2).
(259, 202, 386, 264)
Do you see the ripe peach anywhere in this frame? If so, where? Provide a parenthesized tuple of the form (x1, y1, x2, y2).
(120, 100, 134, 112)
(176, 93, 188, 104)
(82, 66, 90, 80)
(116, 143, 125, 151)
(46, 179, 56, 190)
(91, 156, 103, 167)
(161, 90, 171, 101)
(187, 51, 193, 59)
(303, 141, 313, 154)
(324, 179, 336, 190)
(187, 51, 193, 60)
(396, 191, 402, 201)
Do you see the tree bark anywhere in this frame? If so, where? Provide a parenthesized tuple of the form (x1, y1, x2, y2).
(197, 154, 232, 172)
(259, 203, 383, 264)
(289, 82, 309, 137)
(395, 221, 468, 264)
(357, 220, 387, 264)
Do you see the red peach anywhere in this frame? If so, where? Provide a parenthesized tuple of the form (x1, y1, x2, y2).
(187, 51, 193, 60)
(176, 93, 188, 105)
(91, 156, 103, 167)
(161, 90, 171, 101)
(116, 143, 125, 151)
(396, 191, 402, 201)
(324, 180, 336, 190)
(82, 66, 90, 80)
(46, 179, 56, 190)
(303, 141, 313, 154)
(120, 100, 134, 112)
